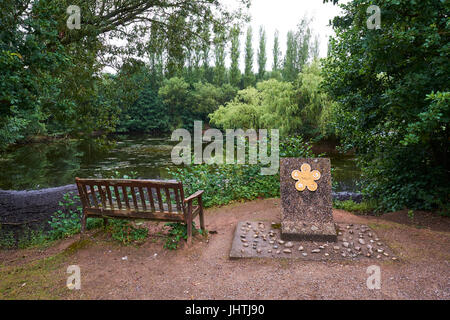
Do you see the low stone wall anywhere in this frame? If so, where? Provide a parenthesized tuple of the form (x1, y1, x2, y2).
(332, 191, 363, 203)
(0, 184, 79, 242)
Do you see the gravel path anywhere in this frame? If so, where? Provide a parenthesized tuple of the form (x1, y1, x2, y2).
(1, 198, 449, 299)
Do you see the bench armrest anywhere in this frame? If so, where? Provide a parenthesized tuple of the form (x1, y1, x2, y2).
(184, 190, 204, 203)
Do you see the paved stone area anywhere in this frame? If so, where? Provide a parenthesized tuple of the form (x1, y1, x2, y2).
(230, 221, 398, 261)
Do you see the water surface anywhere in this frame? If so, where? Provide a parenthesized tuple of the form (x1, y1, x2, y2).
(0, 134, 360, 192)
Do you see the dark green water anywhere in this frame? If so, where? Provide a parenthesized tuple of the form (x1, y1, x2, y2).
(0, 134, 360, 192)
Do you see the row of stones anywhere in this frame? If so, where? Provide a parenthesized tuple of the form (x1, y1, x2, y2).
(337, 224, 397, 260)
(239, 222, 398, 260)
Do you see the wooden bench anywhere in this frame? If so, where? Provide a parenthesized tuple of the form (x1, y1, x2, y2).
(75, 178, 205, 244)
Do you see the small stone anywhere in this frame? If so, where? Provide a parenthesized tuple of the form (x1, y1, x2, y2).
(298, 246, 304, 251)
(243, 243, 248, 247)
(368, 233, 373, 237)
(253, 234, 258, 238)
(284, 242, 294, 248)
(341, 253, 346, 257)
(358, 239, 365, 245)
(383, 252, 389, 256)
(256, 249, 262, 254)
(355, 246, 361, 251)
(311, 225, 319, 231)
(273, 245, 278, 249)
(302, 253, 308, 257)
(343, 242, 349, 248)
(392, 257, 397, 261)
(338, 232, 343, 235)
(324, 253, 330, 257)
(241, 249, 245, 253)
(377, 249, 384, 253)
(333, 246, 340, 250)
(377, 255, 381, 259)
(319, 245, 325, 250)
(268, 249, 272, 253)
(278, 240, 285, 245)
(366, 253, 371, 257)
(312, 249, 320, 253)
(349, 230, 353, 234)
(241, 238, 247, 242)
(283, 249, 292, 254)
(240, 234, 246, 238)
(377, 242, 382, 246)
(269, 240, 274, 244)
(347, 248, 351, 252)
(276, 250, 281, 254)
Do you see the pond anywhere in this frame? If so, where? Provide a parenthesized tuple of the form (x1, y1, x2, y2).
(0, 134, 361, 192)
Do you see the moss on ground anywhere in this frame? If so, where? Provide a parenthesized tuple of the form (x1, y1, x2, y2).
(0, 239, 91, 299)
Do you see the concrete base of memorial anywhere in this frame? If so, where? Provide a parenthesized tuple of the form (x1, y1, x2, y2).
(230, 221, 398, 261)
(281, 220, 337, 242)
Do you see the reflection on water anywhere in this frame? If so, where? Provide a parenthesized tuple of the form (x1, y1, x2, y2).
(0, 134, 361, 192)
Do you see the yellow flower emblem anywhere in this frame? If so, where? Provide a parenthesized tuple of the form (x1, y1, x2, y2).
(291, 163, 321, 192)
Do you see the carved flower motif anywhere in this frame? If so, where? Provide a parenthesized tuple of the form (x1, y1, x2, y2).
(291, 163, 321, 192)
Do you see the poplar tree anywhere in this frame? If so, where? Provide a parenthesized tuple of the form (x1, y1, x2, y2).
(257, 26, 267, 80)
(229, 26, 241, 87)
(243, 26, 255, 88)
(272, 29, 281, 72)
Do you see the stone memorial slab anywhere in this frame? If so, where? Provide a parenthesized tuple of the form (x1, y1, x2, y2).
(229, 221, 397, 261)
(280, 158, 337, 242)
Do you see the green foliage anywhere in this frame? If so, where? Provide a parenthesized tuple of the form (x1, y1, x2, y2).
(48, 192, 102, 241)
(106, 220, 148, 245)
(333, 200, 377, 215)
(210, 79, 301, 135)
(282, 17, 314, 82)
(168, 135, 315, 208)
(244, 27, 255, 88)
(164, 222, 206, 250)
(294, 60, 335, 138)
(323, 0, 449, 212)
(257, 26, 267, 80)
(229, 26, 242, 87)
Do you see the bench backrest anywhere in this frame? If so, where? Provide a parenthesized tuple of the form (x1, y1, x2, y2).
(75, 178, 185, 215)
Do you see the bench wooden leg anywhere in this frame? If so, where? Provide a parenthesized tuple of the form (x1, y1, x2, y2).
(103, 218, 109, 228)
(186, 202, 193, 246)
(198, 197, 205, 233)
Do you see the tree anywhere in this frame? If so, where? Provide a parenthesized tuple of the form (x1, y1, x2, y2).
(257, 26, 267, 80)
(213, 30, 227, 86)
(0, 0, 249, 148)
(283, 31, 298, 82)
(229, 26, 241, 88)
(282, 17, 314, 82)
(272, 30, 281, 72)
(158, 77, 191, 129)
(209, 79, 299, 135)
(323, 0, 450, 212)
(243, 26, 255, 88)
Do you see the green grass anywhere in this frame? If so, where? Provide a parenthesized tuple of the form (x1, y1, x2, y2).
(333, 199, 377, 215)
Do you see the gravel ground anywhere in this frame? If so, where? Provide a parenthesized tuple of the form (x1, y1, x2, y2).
(1, 198, 449, 299)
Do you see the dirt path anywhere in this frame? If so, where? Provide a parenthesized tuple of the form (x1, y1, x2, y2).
(1, 198, 449, 299)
